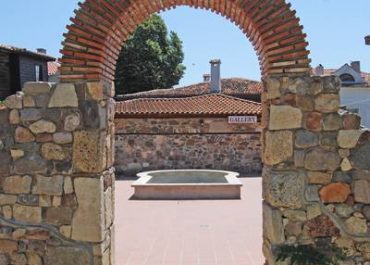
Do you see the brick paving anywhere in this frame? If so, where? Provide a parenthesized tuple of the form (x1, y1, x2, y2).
(115, 177, 263, 265)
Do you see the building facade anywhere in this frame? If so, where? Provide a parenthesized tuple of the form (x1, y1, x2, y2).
(0, 45, 55, 99)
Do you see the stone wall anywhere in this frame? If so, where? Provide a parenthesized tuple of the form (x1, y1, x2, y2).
(114, 117, 262, 176)
(0, 82, 115, 265)
(263, 75, 370, 264)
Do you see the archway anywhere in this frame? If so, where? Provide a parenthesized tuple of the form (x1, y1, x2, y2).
(60, 0, 311, 83)
(2, 0, 370, 265)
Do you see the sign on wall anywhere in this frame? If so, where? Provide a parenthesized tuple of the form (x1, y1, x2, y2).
(228, 116, 258, 124)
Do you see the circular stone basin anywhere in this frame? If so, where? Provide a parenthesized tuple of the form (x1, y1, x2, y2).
(132, 169, 242, 200)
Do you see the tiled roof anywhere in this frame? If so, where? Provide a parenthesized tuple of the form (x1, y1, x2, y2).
(117, 78, 262, 100)
(115, 94, 262, 118)
(0, 44, 55, 61)
(48, 61, 60, 76)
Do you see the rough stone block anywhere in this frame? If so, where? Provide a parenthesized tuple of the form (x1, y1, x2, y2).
(305, 112, 322, 132)
(307, 171, 332, 184)
(0, 194, 17, 206)
(29, 120, 57, 134)
(45, 246, 90, 265)
(350, 142, 370, 170)
(315, 94, 340, 113)
(263, 170, 304, 208)
(48, 83, 78, 108)
(323, 113, 342, 131)
(269, 105, 302, 130)
(20, 109, 42, 121)
(264, 130, 293, 165)
(15, 127, 35, 143)
(304, 147, 341, 171)
(45, 207, 73, 226)
(53, 132, 72, 144)
(72, 177, 105, 242)
(3, 175, 32, 194)
(263, 203, 284, 244)
(295, 130, 318, 148)
(13, 205, 41, 223)
(319, 182, 351, 203)
(33, 175, 63, 196)
(353, 180, 370, 204)
(23, 82, 52, 95)
(5, 93, 23, 109)
(345, 216, 367, 234)
(73, 131, 106, 173)
(13, 154, 48, 175)
(337, 130, 363, 149)
(64, 112, 81, 132)
(41, 143, 66, 161)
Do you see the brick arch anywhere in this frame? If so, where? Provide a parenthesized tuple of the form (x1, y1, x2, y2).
(60, 0, 311, 83)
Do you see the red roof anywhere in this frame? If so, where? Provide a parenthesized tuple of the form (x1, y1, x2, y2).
(115, 94, 262, 118)
(117, 78, 262, 100)
(48, 61, 60, 76)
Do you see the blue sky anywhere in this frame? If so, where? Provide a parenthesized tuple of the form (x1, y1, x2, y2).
(1, 0, 369, 86)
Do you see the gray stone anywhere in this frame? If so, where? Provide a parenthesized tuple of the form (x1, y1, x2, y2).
(323, 113, 342, 131)
(53, 132, 72, 144)
(45, 246, 90, 265)
(353, 180, 370, 204)
(48, 83, 78, 108)
(333, 171, 351, 183)
(351, 170, 370, 180)
(283, 210, 306, 222)
(351, 142, 370, 170)
(263, 203, 284, 244)
(33, 175, 63, 196)
(0, 140, 4, 151)
(294, 150, 305, 167)
(295, 130, 318, 148)
(23, 82, 52, 95)
(17, 194, 39, 206)
(64, 112, 81, 132)
(79, 101, 100, 129)
(336, 204, 355, 218)
(20, 109, 42, 121)
(13, 154, 48, 175)
(305, 185, 320, 202)
(322, 76, 341, 93)
(319, 132, 337, 148)
(304, 148, 341, 171)
(263, 170, 304, 208)
(34, 94, 50, 108)
(363, 206, 370, 220)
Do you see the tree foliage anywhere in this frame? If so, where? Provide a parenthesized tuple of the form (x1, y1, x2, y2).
(115, 14, 186, 94)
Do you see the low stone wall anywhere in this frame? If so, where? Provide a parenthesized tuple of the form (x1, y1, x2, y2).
(0, 82, 115, 265)
(114, 117, 262, 176)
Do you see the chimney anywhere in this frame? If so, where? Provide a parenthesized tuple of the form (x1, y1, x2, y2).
(36, 48, 47, 54)
(315, 64, 324, 75)
(210, 59, 221, 93)
(203, 74, 211, 82)
(351, 61, 361, 73)
(365, 35, 370, 45)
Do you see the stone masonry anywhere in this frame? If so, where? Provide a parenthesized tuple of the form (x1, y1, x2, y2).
(263, 75, 370, 265)
(0, 81, 115, 265)
(114, 117, 262, 176)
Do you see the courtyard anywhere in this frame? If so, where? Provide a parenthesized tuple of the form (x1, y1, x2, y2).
(115, 177, 263, 265)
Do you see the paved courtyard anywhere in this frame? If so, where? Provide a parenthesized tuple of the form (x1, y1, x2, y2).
(115, 177, 263, 265)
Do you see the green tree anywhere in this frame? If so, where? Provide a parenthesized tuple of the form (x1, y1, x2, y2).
(115, 14, 186, 94)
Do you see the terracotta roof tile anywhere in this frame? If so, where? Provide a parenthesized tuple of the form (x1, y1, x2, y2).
(117, 78, 262, 100)
(48, 61, 60, 76)
(115, 94, 262, 118)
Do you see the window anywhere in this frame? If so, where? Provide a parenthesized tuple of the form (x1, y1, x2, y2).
(35, 65, 43, 81)
(339, 73, 355, 82)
